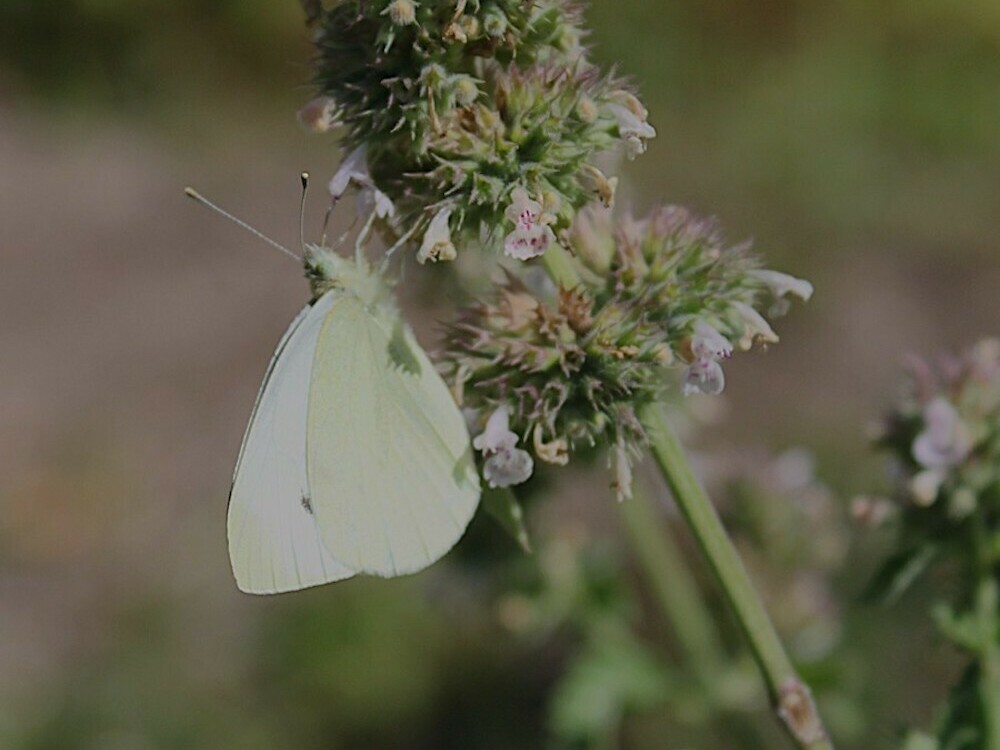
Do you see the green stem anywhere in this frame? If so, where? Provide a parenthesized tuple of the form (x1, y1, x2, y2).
(972, 517, 1000, 750)
(536, 246, 832, 748)
(640, 404, 834, 750)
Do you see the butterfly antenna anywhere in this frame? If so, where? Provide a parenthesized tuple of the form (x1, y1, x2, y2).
(184, 187, 301, 262)
(299, 172, 310, 254)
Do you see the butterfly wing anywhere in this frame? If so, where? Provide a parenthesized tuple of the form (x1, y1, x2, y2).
(228, 292, 355, 594)
(306, 296, 480, 577)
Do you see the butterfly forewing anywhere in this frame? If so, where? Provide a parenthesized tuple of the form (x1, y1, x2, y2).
(306, 296, 480, 577)
(228, 293, 355, 594)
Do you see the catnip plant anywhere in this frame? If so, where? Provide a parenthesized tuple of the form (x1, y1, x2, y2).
(864, 339, 1000, 750)
(292, 0, 830, 746)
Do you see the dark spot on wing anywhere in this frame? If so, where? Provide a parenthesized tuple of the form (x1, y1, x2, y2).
(387, 320, 422, 376)
(301, 494, 313, 515)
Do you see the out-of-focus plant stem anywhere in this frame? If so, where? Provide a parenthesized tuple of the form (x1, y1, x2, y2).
(619, 487, 726, 687)
(641, 404, 833, 750)
(539, 250, 833, 748)
(621, 488, 770, 747)
(972, 516, 1000, 750)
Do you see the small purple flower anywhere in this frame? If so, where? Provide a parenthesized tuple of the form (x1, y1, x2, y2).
(503, 188, 556, 260)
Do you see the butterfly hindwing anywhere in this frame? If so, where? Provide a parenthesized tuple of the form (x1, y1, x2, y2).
(306, 295, 480, 577)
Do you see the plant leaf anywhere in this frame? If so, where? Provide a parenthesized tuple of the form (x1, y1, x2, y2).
(864, 543, 938, 605)
(483, 488, 532, 553)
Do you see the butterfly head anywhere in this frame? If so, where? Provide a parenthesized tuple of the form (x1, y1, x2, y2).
(303, 245, 391, 308)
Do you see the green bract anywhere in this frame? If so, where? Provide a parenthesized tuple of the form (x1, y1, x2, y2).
(307, 0, 653, 253)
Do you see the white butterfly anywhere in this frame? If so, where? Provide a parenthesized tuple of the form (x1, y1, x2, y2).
(188, 187, 481, 594)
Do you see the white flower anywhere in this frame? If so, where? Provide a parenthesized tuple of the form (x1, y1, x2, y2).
(474, 406, 534, 488)
(416, 207, 457, 264)
(913, 397, 972, 470)
(910, 469, 946, 506)
(751, 270, 814, 302)
(683, 357, 726, 396)
(357, 186, 396, 220)
(503, 187, 556, 260)
(691, 321, 733, 361)
(732, 301, 779, 350)
(608, 102, 656, 160)
(328, 145, 396, 219)
(473, 405, 518, 453)
(483, 446, 534, 489)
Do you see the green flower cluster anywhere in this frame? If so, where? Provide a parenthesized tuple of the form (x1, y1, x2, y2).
(302, 0, 654, 258)
(443, 204, 812, 495)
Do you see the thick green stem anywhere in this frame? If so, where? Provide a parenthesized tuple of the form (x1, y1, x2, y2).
(640, 404, 834, 750)
(972, 517, 1000, 750)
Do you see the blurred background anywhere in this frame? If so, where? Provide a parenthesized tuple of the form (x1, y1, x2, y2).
(1, 1, 998, 747)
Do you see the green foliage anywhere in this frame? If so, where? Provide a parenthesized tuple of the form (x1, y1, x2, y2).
(867, 339, 1000, 746)
(549, 621, 674, 747)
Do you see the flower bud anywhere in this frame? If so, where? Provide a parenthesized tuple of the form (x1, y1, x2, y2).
(382, 0, 417, 26)
(452, 75, 480, 107)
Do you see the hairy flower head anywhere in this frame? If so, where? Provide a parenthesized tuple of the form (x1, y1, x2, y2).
(442, 203, 811, 496)
(304, 0, 654, 262)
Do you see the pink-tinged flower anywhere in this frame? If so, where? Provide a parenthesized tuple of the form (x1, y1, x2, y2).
(683, 357, 726, 396)
(691, 321, 734, 361)
(473, 406, 534, 487)
(328, 145, 395, 219)
(683, 321, 732, 396)
(913, 397, 972, 470)
(503, 188, 556, 260)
